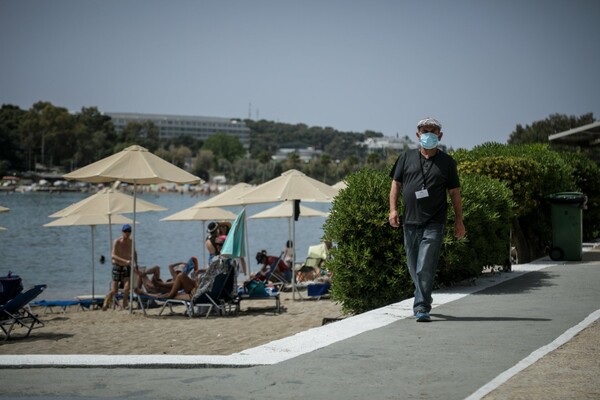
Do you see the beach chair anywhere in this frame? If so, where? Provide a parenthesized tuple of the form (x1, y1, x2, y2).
(294, 243, 332, 300)
(0, 284, 47, 340)
(268, 252, 293, 288)
(31, 299, 82, 313)
(158, 257, 237, 318)
(237, 283, 281, 314)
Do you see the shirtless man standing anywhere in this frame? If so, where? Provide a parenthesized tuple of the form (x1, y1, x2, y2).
(102, 224, 137, 310)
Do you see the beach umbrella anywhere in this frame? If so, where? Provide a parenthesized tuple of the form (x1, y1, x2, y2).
(332, 180, 348, 193)
(239, 169, 338, 205)
(221, 209, 247, 259)
(161, 206, 237, 267)
(249, 201, 328, 249)
(192, 183, 256, 274)
(238, 169, 337, 299)
(63, 144, 203, 311)
(44, 214, 134, 299)
(49, 187, 166, 256)
(0, 205, 8, 231)
(194, 182, 254, 208)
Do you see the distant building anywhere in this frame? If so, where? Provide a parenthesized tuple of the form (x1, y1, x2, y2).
(272, 147, 323, 163)
(362, 136, 417, 153)
(105, 112, 250, 148)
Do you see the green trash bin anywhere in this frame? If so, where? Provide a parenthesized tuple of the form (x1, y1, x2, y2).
(547, 192, 587, 261)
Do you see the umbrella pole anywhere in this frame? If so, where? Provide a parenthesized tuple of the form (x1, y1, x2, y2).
(292, 216, 299, 300)
(202, 221, 206, 269)
(108, 214, 113, 257)
(130, 182, 137, 314)
(91, 226, 95, 300)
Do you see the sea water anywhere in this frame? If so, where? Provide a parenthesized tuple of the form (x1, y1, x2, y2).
(0, 191, 330, 300)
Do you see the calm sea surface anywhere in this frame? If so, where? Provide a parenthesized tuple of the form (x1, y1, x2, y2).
(0, 191, 330, 300)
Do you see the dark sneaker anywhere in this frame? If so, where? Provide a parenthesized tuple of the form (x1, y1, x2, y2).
(415, 311, 431, 322)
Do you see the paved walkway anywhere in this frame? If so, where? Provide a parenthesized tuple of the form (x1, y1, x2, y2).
(1, 248, 599, 399)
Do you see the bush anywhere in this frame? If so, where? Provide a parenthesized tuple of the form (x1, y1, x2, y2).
(453, 143, 575, 263)
(437, 173, 515, 285)
(324, 167, 514, 314)
(323, 169, 412, 314)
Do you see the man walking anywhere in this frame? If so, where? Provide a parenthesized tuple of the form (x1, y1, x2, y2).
(389, 117, 465, 322)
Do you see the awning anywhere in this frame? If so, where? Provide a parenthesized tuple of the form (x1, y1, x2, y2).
(548, 121, 600, 146)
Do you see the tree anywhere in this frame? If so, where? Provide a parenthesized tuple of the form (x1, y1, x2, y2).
(320, 154, 331, 183)
(257, 151, 272, 183)
(203, 132, 245, 163)
(285, 152, 301, 170)
(0, 104, 26, 174)
(71, 107, 116, 169)
(193, 149, 215, 181)
(508, 113, 594, 145)
(19, 101, 74, 170)
(119, 121, 160, 152)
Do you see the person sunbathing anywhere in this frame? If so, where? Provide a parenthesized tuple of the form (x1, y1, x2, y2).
(133, 257, 200, 296)
(138, 255, 232, 301)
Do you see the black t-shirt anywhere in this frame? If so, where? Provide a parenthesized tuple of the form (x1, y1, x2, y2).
(390, 149, 460, 225)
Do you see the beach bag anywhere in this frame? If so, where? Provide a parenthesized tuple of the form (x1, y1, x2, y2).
(246, 279, 268, 296)
(0, 272, 23, 305)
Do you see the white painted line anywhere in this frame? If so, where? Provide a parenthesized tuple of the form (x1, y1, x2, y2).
(465, 308, 600, 400)
(0, 260, 560, 368)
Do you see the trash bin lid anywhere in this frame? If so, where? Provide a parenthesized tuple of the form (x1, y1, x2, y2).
(546, 192, 587, 204)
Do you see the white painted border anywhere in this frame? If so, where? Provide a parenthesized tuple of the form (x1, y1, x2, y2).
(465, 308, 600, 400)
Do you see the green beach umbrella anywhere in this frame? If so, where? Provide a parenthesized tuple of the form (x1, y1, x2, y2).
(221, 209, 246, 258)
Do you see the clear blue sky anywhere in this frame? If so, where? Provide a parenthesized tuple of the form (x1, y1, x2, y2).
(1, 0, 598, 150)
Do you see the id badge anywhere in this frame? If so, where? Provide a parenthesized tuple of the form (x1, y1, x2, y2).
(415, 189, 429, 199)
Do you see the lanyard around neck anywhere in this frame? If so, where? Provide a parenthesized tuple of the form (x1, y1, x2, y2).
(419, 153, 429, 189)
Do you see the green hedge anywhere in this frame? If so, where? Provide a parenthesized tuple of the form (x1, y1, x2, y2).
(323, 167, 514, 314)
(453, 143, 575, 263)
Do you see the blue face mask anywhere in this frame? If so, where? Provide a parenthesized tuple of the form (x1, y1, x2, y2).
(419, 132, 439, 149)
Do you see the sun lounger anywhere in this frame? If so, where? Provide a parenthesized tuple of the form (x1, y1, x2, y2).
(1, 284, 47, 340)
(31, 299, 82, 313)
(156, 257, 237, 318)
(307, 282, 331, 300)
(237, 279, 281, 313)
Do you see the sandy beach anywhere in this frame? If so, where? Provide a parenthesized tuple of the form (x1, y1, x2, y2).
(0, 291, 345, 356)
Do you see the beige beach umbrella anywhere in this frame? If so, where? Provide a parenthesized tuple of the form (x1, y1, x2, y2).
(249, 201, 329, 220)
(44, 214, 134, 300)
(161, 206, 237, 266)
(332, 180, 348, 192)
(238, 169, 337, 299)
(49, 187, 166, 256)
(63, 144, 203, 311)
(249, 201, 329, 263)
(193, 182, 255, 208)
(50, 188, 166, 218)
(241, 169, 337, 205)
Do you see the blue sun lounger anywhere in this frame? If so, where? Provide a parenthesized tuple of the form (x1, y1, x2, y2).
(30, 298, 102, 313)
(1, 284, 47, 340)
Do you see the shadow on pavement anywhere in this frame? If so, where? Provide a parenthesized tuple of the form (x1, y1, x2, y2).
(430, 313, 552, 322)
(472, 270, 557, 295)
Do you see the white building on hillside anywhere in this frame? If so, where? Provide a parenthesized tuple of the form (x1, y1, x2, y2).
(105, 112, 250, 148)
